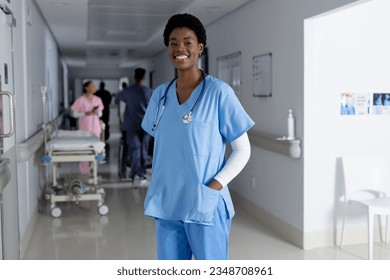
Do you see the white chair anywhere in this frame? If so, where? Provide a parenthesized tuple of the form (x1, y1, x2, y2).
(340, 155, 390, 260)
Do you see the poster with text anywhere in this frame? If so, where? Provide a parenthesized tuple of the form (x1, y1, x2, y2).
(340, 92, 369, 115)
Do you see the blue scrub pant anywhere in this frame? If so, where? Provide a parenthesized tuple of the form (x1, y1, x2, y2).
(155, 197, 231, 260)
(126, 130, 150, 179)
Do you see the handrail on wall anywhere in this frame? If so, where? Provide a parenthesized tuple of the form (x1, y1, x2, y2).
(248, 131, 301, 159)
(16, 115, 63, 162)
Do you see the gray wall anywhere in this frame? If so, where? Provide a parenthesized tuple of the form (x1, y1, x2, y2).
(11, 0, 64, 248)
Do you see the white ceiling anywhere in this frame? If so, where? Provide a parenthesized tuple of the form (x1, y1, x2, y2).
(34, 0, 252, 69)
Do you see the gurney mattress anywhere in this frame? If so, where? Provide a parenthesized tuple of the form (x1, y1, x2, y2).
(47, 130, 105, 153)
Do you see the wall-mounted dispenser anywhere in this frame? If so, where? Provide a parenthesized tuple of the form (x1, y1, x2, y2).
(287, 109, 295, 140)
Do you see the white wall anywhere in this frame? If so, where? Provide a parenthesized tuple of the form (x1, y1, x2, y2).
(304, 0, 390, 248)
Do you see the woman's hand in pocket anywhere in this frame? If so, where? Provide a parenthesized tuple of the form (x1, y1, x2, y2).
(208, 179, 223, 191)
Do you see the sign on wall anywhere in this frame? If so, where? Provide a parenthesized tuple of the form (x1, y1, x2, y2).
(253, 53, 272, 97)
(340, 92, 390, 115)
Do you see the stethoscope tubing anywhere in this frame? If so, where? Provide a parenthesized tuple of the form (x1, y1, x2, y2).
(152, 71, 206, 131)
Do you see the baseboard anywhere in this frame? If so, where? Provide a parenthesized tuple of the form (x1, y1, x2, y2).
(231, 190, 386, 249)
(20, 206, 39, 259)
(303, 229, 337, 249)
(231, 190, 304, 249)
(304, 226, 386, 249)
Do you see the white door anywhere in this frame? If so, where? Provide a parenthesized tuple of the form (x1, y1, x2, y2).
(0, 2, 19, 260)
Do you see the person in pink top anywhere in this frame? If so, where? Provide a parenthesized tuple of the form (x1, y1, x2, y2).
(71, 80, 104, 175)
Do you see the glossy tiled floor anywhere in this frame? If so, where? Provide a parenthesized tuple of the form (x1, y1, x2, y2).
(23, 125, 390, 260)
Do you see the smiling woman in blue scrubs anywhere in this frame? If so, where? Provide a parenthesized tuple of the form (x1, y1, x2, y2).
(141, 13, 255, 260)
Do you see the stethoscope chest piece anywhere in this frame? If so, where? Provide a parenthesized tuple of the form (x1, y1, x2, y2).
(182, 112, 192, 124)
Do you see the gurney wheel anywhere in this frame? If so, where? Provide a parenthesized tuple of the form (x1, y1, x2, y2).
(51, 207, 62, 218)
(98, 205, 109, 216)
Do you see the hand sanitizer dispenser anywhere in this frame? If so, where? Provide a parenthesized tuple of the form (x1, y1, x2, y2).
(287, 109, 295, 140)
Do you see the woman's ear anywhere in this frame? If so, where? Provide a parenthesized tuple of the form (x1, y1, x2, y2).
(198, 43, 204, 56)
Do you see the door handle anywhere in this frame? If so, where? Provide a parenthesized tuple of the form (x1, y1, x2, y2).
(0, 91, 15, 138)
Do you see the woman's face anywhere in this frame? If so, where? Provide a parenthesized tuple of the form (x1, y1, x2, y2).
(85, 82, 96, 94)
(168, 27, 203, 71)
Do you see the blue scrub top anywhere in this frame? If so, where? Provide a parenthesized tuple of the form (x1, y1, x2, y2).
(116, 84, 153, 132)
(340, 104, 355, 115)
(142, 75, 255, 225)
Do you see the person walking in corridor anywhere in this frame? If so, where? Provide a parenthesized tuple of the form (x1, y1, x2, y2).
(116, 68, 153, 185)
(95, 81, 112, 141)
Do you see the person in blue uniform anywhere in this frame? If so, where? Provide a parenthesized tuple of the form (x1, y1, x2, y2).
(340, 92, 355, 115)
(117, 68, 153, 184)
(141, 13, 255, 260)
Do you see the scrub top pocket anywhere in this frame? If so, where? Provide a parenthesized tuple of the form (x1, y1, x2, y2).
(186, 183, 220, 225)
(186, 121, 213, 156)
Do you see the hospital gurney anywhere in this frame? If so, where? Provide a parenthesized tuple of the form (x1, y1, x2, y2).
(42, 129, 109, 218)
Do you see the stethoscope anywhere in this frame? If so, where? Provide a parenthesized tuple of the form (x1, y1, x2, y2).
(152, 71, 206, 131)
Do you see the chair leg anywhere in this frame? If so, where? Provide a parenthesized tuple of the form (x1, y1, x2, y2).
(386, 215, 389, 244)
(339, 204, 347, 248)
(368, 212, 374, 260)
(379, 215, 385, 243)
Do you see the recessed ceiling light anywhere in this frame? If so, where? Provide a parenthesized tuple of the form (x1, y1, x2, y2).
(51, 1, 69, 7)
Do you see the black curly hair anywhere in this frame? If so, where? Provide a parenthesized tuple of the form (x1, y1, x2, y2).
(163, 13, 207, 47)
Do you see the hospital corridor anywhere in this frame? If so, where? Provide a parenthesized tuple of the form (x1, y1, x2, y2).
(2, 0, 390, 262)
(20, 114, 390, 260)
(18, 117, 342, 260)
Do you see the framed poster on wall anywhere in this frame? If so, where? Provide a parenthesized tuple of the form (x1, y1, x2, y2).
(253, 52, 272, 97)
(217, 51, 241, 95)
